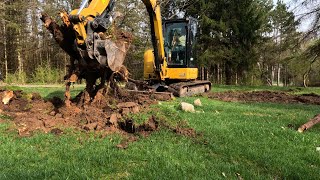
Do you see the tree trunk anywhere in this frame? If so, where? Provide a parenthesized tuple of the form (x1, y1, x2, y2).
(298, 114, 320, 133)
(3, 20, 7, 81)
(303, 57, 317, 88)
(217, 64, 220, 84)
(271, 65, 275, 85)
(235, 72, 238, 85)
(17, 29, 23, 81)
(277, 64, 281, 87)
(225, 61, 232, 85)
(303, 73, 308, 88)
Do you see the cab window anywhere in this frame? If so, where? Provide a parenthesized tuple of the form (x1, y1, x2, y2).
(164, 23, 187, 66)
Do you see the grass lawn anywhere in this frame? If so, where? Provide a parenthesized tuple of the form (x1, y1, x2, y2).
(0, 85, 319, 179)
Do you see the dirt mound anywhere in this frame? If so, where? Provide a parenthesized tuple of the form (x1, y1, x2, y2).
(0, 88, 172, 137)
(207, 90, 320, 105)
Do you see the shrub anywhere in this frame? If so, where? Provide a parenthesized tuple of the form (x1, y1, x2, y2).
(5, 71, 27, 84)
(31, 65, 64, 84)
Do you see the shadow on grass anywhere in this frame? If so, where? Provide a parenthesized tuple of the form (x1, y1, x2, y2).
(44, 91, 66, 100)
(44, 88, 84, 100)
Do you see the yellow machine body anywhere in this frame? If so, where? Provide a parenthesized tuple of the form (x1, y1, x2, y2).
(144, 49, 198, 81)
(69, 0, 112, 45)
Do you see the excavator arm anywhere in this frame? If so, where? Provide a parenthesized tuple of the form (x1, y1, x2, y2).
(67, 0, 115, 45)
(61, 0, 167, 79)
(141, 0, 166, 76)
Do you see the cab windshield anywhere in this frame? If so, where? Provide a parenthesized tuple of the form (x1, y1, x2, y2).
(164, 22, 187, 66)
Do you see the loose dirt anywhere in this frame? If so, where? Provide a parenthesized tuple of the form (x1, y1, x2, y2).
(0, 88, 197, 149)
(207, 90, 320, 105)
(0, 88, 172, 137)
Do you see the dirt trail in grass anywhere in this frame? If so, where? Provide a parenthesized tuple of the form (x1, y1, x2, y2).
(207, 90, 320, 105)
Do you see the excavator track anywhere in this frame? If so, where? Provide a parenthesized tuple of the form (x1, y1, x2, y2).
(168, 81, 211, 97)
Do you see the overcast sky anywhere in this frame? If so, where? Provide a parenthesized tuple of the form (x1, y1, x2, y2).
(273, 0, 311, 31)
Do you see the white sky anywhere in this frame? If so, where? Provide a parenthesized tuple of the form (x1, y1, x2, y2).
(273, 0, 312, 32)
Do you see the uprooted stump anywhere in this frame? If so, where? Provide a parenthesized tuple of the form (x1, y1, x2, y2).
(40, 13, 133, 105)
(298, 114, 320, 133)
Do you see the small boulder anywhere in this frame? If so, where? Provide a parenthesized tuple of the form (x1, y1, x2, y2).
(109, 113, 118, 125)
(131, 106, 140, 114)
(2, 90, 14, 105)
(194, 99, 202, 107)
(55, 113, 63, 118)
(83, 122, 98, 131)
(180, 102, 195, 113)
(122, 108, 131, 115)
(50, 128, 63, 135)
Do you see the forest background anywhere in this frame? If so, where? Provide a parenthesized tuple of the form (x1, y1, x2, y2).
(1, 0, 320, 87)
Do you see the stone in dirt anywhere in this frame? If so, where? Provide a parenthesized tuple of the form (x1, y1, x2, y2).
(43, 119, 57, 128)
(18, 127, 30, 137)
(131, 106, 140, 114)
(2, 91, 14, 105)
(83, 122, 98, 131)
(194, 99, 202, 107)
(109, 113, 118, 125)
(50, 128, 63, 135)
(122, 108, 131, 115)
(117, 102, 140, 114)
(180, 102, 195, 113)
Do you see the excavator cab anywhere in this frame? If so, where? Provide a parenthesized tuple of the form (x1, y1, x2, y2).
(163, 18, 197, 68)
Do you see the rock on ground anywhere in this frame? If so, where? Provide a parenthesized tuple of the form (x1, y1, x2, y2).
(2, 91, 14, 105)
(180, 102, 195, 113)
(194, 99, 202, 107)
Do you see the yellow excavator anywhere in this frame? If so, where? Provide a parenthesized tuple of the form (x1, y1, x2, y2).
(58, 0, 211, 97)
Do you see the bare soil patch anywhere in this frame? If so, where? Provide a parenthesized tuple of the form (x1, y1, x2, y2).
(207, 90, 320, 105)
(0, 88, 198, 148)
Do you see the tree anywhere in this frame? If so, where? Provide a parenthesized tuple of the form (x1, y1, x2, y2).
(263, 0, 300, 86)
(187, 0, 271, 85)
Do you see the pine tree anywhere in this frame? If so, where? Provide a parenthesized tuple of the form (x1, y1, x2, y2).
(187, 0, 270, 84)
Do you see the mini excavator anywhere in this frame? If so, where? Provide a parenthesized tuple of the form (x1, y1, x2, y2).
(42, 0, 211, 98)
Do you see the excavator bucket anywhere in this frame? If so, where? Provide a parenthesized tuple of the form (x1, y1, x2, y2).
(105, 39, 128, 72)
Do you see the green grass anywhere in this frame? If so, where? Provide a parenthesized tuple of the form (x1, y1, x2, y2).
(0, 85, 320, 179)
(1, 85, 84, 100)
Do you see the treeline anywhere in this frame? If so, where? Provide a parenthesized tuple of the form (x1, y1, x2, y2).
(0, 0, 320, 86)
(0, 0, 81, 84)
(185, 0, 320, 86)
